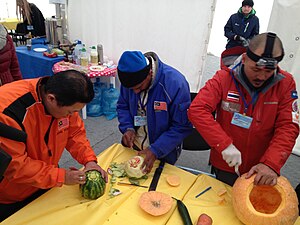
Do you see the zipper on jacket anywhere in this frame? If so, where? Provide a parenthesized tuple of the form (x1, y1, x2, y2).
(44, 117, 54, 157)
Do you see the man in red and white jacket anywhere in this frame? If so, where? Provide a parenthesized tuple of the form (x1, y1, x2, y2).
(188, 32, 299, 186)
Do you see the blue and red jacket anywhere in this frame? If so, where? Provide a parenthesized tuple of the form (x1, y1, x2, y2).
(117, 52, 192, 164)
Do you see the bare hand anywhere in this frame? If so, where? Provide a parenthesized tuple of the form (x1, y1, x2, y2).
(245, 163, 278, 186)
(64, 168, 86, 185)
(138, 147, 157, 174)
(84, 161, 108, 183)
(122, 130, 136, 148)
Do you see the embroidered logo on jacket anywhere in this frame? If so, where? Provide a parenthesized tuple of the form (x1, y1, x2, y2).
(154, 101, 167, 111)
(58, 118, 69, 130)
(222, 100, 241, 112)
(292, 100, 299, 113)
(292, 100, 299, 125)
(291, 90, 298, 99)
(227, 91, 240, 102)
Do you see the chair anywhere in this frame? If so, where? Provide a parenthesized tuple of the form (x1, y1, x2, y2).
(177, 92, 215, 177)
(8, 23, 27, 46)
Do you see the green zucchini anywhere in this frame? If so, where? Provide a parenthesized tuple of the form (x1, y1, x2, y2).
(175, 198, 193, 225)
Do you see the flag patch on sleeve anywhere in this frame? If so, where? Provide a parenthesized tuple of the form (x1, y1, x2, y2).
(227, 91, 240, 102)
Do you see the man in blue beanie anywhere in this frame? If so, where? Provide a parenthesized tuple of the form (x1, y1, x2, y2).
(224, 0, 259, 49)
(117, 51, 192, 173)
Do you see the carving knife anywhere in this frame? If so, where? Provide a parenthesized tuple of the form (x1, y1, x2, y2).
(148, 160, 165, 191)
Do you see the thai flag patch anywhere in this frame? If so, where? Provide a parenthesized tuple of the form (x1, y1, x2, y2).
(291, 90, 298, 99)
(58, 118, 69, 130)
(227, 91, 240, 102)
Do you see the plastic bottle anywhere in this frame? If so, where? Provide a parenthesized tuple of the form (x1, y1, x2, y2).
(97, 44, 104, 65)
(26, 32, 32, 51)
(87, 78, 103, 117)
(73, 40, 83, 65)
(80, 46, 89, 66)
(102, 83, 120, 120)
(90, 46, 98, 65)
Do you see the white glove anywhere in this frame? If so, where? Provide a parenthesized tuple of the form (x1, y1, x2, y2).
(239, 36, 249, 47)
(221, 144, 242, 167)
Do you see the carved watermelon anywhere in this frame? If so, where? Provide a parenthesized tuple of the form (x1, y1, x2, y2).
(79, 170, 106, 200)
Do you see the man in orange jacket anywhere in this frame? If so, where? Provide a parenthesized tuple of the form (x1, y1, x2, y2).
(0, 70, 108, 221)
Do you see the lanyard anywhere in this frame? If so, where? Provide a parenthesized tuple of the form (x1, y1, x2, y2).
(138, 90, 148, 112)
(230, 63, 258, 114)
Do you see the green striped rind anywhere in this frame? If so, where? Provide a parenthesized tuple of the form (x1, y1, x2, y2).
(79, 170, 106, 200)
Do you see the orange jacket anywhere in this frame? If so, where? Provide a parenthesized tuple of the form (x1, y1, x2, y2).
(0, 78, 97, 203)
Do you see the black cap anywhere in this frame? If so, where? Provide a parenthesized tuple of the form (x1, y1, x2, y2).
(242, 0, 254, 7)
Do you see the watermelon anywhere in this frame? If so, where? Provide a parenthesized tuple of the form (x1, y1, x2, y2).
(79, 170, 106, 200)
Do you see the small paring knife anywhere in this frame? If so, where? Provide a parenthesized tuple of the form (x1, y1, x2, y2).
(117, 182, 148, 188)
(235, 165, 240, 177)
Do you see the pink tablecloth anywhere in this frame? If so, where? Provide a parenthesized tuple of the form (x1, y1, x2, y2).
(52, 61, 117, 78)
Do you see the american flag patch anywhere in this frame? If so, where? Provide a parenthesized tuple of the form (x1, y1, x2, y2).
(154, 101, 167, 111)
(227, 91, 240, 102)
(58, 118, 69, 130)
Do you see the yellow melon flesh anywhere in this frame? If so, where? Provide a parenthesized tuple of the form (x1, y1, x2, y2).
(138, 191, 173, 216)
(166, 175, 181, 187)
(217, 188, 227, 197)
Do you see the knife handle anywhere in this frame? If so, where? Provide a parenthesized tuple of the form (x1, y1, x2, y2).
(148, 168, 162, 191)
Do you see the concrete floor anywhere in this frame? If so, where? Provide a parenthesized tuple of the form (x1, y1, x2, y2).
(59, 54, 300, 188)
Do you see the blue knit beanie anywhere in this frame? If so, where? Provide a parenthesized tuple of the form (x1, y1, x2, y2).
(117, 51, 150, 88)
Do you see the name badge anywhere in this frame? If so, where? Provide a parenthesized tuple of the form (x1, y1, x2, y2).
(134, 116, 147, 126)
(231, 112, 253, 129)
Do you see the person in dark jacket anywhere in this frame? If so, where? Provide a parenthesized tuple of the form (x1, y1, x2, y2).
(117, 51, 192, 173)
(16, 0, 46, 37)
(224, 0, 259, 49)
(0, 24, 22, 86)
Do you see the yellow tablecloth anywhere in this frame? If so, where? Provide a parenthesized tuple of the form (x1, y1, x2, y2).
(0, 18, 21, 30)
(2, 143, 300, 225)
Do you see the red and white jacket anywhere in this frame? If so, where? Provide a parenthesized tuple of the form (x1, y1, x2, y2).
(188, 58, 299, 175)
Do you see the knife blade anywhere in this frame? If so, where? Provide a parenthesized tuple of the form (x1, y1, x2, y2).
(117, 182, 148, 188)
(148, 160, 165, 191)
(235, 165, 240, 177)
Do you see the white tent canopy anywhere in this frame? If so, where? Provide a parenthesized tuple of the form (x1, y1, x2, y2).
(67, 0, 216, 93)
(268, 0, 300, 155)
(67, 0, 300, 154)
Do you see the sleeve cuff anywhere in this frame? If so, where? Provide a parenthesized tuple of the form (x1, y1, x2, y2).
(214, 138, 232, 153)
(56, 168, 66, 187)
(126, 128, 136, 133)
(82, 156, 98, 166)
